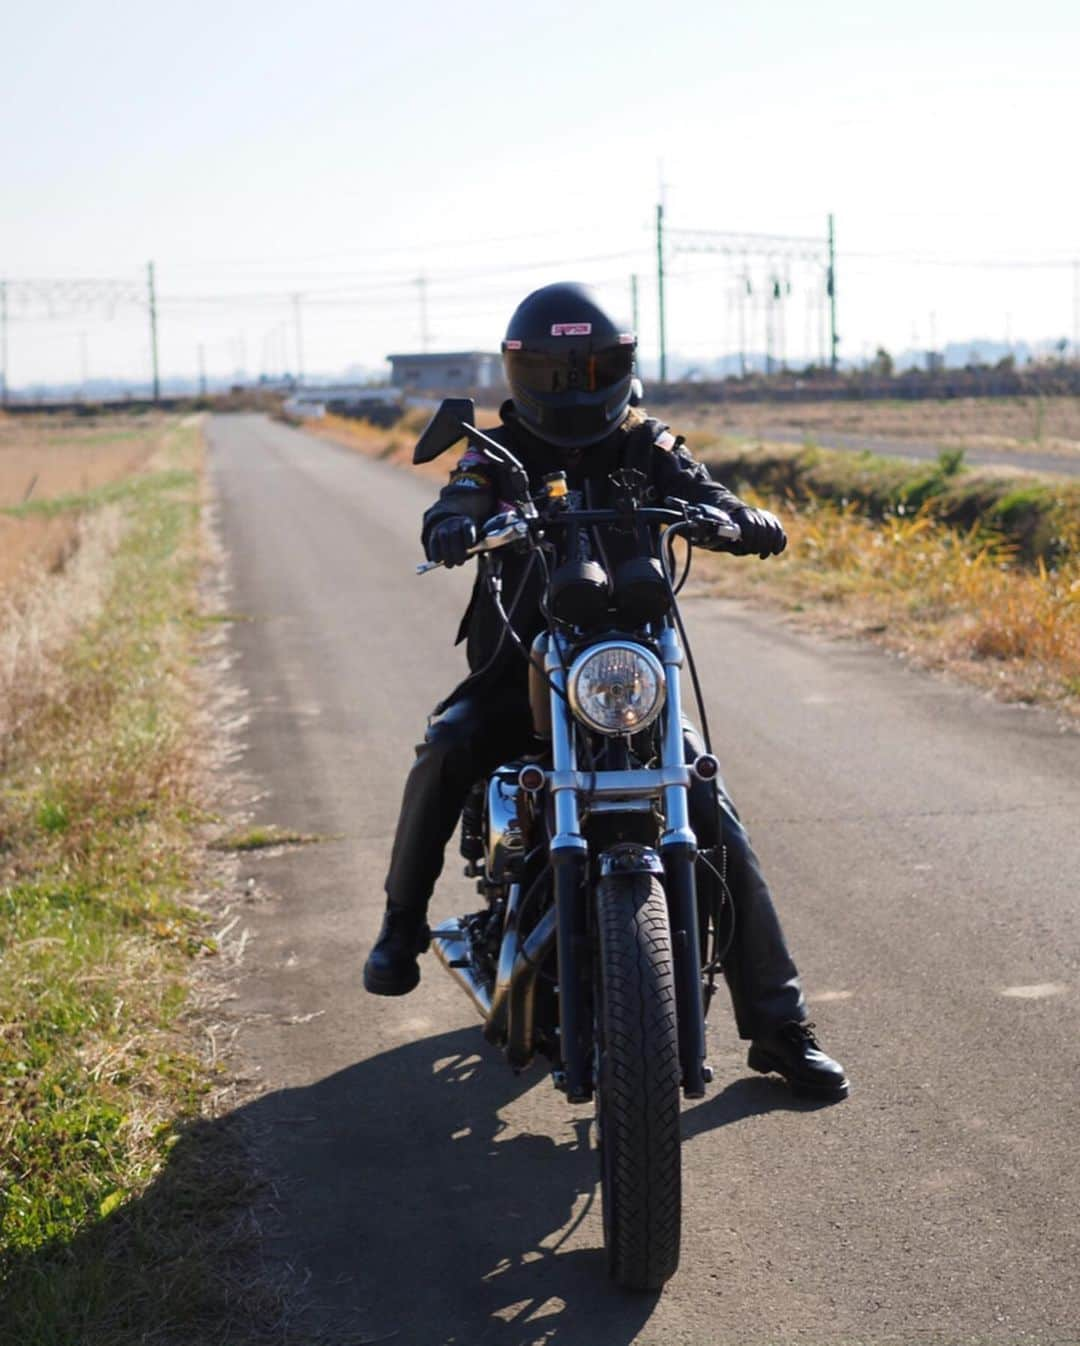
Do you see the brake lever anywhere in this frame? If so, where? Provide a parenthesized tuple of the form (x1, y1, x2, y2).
(416, 516, 531, 575)
(662, 501, 741, 549)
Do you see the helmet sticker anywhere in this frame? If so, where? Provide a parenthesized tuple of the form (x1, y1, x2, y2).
(503, 339, 522, 350)
(551, 322, 592, 336)
(618, 333, 636, 344)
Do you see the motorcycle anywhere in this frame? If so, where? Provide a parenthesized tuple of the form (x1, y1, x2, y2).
(413, 398, 741, 1291)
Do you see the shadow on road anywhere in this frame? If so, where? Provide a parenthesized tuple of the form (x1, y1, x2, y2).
(5, 1028, 814, 1345)
(248, 1026, 646, 1345)
(229, 1028, 820, 1343)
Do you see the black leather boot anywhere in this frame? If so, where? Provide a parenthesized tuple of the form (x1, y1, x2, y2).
(748, 1021, 850, 1099)
(363, 908, 431, 997)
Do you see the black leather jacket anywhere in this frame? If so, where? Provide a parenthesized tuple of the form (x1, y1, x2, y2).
(422, 402, 745, 697)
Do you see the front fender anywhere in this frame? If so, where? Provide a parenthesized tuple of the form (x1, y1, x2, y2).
(599, 843, 665, 879)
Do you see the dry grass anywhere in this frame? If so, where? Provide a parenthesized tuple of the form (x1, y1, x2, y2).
(0, 414, 157, 507)
(0, 413, 163, 595)
(308, 406, 485, 482)
(694, 491, 1080, 713)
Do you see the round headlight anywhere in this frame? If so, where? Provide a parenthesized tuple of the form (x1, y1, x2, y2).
(567, 641, 666, 736)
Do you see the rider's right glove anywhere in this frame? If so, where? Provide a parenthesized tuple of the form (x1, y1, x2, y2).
(426, 515, 477, 568)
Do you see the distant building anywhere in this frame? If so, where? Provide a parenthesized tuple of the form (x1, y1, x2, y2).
(386, 351, 503, 392)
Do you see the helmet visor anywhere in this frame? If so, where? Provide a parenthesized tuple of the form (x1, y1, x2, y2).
(502, 341, 635, 395)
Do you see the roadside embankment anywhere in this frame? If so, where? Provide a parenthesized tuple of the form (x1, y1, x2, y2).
(0, 419, 274, 1343)
(696, 437, 1080, 566)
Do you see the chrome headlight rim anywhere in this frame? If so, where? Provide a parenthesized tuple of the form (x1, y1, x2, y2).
(566, 639, 666, 737)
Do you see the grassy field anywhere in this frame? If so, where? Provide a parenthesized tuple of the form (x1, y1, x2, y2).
(656, 394, 1080, 459)
(0, 417, 275, 1343)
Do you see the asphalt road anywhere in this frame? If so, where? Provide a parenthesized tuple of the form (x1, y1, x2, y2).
(207, 413, 1080, 1346)
(728, 425, 1080, 478)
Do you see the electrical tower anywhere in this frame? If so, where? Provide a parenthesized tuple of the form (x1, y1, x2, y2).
(663, 219, 837, 375)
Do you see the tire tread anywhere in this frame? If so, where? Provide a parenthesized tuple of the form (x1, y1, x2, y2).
(596, 871, 682, 1290)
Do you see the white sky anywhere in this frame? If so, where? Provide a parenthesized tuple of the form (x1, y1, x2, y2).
(3, 0, 1079, 387)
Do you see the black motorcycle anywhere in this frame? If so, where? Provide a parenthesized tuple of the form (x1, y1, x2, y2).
(415, 399, 741, 1291)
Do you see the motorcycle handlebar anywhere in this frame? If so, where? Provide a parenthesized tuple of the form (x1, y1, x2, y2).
(416, 501, 740, 574)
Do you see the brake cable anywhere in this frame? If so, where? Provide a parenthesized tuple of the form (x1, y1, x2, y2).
(436, 548, 541, 708)
(485, 557, 572, 707)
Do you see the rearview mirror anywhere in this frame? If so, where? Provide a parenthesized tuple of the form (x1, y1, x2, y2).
(412, 398, 476, 464)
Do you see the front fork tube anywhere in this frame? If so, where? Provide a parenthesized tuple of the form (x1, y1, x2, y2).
(661, 844, 707, 1099)
(659, 625, 708, 1099)
(553, 851, 590, 1103)
(546, 634, 592, 1103)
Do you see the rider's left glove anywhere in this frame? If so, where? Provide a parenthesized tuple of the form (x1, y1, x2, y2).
(426, 515, 477, 568)
(728, 506, 788, 560)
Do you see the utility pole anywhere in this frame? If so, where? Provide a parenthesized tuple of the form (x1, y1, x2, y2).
(197, 343, 207, 396)
(147, 261, 160, 403)
(656, 203, 667, 383)
(292, 293, 305, 385)
(1, 281, 7, 407)
(765, 276, 776, 376)
(416, 275, 430, 353)
(1073, 259, 1079, 361)
(630, 273, 640, 338)
(79, 330, 88, 398)
(739, 270, 749, 378)
(827, 213, 838, 373)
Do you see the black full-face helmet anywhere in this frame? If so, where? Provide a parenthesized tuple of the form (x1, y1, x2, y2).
(501, 282, 637, 449)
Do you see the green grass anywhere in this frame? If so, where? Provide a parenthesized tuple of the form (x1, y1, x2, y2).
(1, 468, 195, 520)
(210, 825, 329, 852)
(0, 425, 277, 1343)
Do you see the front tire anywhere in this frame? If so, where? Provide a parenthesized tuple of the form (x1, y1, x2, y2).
(595, 871, 682, 1290)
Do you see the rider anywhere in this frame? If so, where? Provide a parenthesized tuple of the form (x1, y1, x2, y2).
(364, 282, 848, 1099)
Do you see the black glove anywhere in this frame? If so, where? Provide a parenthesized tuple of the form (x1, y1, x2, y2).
(426, 515, 477, 568)
(729, 506, 787, 560)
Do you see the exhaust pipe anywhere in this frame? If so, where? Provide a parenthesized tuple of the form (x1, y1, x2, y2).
(430, 919, 491, 1020)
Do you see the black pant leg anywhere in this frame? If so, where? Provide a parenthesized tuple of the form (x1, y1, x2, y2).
(383, 687, 534, 915)
(684, 723, 807, 1039)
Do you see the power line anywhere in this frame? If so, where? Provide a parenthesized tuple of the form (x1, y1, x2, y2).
(160, 225, 616, 271)
(153, 249, 648, 307)
(841, 250, 1079, 270)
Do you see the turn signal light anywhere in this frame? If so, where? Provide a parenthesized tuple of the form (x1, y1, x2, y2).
(691, 754, 721, 782)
